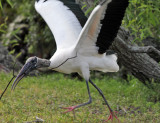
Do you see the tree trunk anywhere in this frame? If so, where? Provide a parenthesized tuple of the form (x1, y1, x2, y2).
(112, 28, 160, 83)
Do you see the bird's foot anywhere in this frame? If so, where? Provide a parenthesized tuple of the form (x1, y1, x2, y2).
(61, 105, 77, 113)
(105, 111, 120, 123)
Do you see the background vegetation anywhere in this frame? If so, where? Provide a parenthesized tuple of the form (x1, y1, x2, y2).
(0, 0, 160, 122)
(124, 0, 160, 42)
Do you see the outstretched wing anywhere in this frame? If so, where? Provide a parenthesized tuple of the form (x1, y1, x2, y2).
(75, 0, 129, 54)
(35, 0, 87, 49)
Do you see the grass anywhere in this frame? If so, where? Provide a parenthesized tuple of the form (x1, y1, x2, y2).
(0, 72, 160, 123)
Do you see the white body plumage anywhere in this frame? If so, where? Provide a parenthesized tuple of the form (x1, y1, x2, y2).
(35, 0, 119, 80)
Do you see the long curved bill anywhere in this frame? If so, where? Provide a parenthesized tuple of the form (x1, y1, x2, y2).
(11, 72, 26, 91)
(11, 62, 34, 91)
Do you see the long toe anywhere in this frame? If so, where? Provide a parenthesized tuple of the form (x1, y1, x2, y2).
(61, 105, 77, 113)
(105, 111, 120, 123)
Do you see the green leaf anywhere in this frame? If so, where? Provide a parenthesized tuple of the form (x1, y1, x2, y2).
(6, 0, 13, 8)
(0, 0, 3, 10)
(82, 4, 87, 10)
(85, 7, 94, 16)
(9, 49, 15, 55)
(16, 52, 22, 59)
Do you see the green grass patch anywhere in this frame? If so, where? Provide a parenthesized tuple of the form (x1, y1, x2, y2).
(0, 72, 160, 122)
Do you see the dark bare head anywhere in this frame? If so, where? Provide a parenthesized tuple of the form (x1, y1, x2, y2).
(11, 56, 50, 90)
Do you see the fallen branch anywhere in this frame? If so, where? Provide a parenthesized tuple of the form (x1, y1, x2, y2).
(117, 36, 160, 56)
(112, 28, 160, 83)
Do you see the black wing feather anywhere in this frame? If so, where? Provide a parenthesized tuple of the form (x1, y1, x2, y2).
(59, 0, 87, 27)
(96, 0, 129, 54)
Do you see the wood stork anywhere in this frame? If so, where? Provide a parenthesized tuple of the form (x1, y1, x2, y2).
(12, 0, 129, 122)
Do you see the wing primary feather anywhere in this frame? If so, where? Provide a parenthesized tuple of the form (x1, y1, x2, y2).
(59, 0, 87, 27)
(43, 0, 47, 2)
(96, 0, 129, 54)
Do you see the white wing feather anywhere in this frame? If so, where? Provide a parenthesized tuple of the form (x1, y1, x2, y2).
(35, 0, 82, 49)
(75, 0, 112, 55)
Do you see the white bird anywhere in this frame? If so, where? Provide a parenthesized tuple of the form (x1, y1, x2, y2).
(12, 0, 129, 122)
